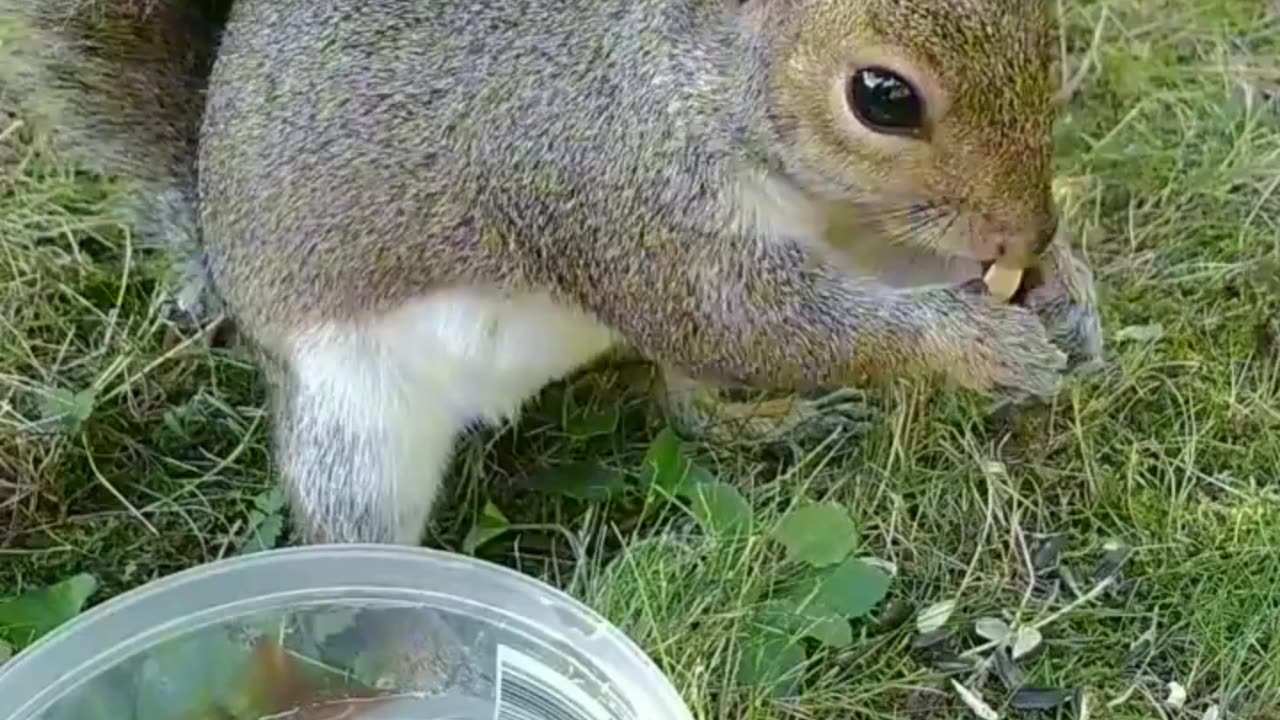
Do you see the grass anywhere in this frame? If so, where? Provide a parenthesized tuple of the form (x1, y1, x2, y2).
(2, 0, 1279, 717)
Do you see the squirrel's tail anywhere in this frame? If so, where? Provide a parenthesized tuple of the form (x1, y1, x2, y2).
(0, 0, 232, 318)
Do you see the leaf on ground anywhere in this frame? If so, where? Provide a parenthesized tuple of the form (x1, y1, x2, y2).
(685, 481, 753, 538)
(1011, 626, 1042, 659)
(640, 428, 684, 492)
(951, 679, 1000, 720)
(1010, 687, 1076, 711)
(0, 573, 98, 647)
(462, 501, 512, 555)
(532, 461, 629, 502)
(789, 612, 851, 649)
(788, 558, 891, 619)
(1202, 704, 1221, 720)
(735, 630, 806, 697)
(37, 386, 96, 433)
(239, 513, 284, 556)
(641, 428, 714, 497)
(975, 617, 1012, 643)
(800, 615, 851, 649)
(671, 463, 715, 502)
(760, 598, 852, 649)
(917, 599, 956, 635)
(772, 503, 858, 567)
(238, 486, 286, 556)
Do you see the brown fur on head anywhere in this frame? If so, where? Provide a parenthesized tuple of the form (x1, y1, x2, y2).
(761, 0, 1060, 271)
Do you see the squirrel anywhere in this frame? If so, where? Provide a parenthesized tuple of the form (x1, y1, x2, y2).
(0, 0, 1103, 545)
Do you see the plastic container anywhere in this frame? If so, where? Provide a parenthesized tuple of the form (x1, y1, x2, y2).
(0, 544, 696, 720)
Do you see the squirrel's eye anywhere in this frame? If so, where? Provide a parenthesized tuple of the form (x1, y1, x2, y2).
(847, 67, 924, 137)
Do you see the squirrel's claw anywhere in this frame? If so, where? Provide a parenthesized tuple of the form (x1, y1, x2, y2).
(658, 373, 877, 447)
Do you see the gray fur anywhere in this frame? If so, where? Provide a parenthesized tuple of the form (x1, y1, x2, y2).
(199, 0, 1067, 393)
(0, 0, 231, 319)
(4, 0, 1105, 545)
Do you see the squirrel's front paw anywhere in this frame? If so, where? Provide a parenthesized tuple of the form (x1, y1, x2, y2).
(937, 293, 1069, 400)
(1023, 245, 1105, 373)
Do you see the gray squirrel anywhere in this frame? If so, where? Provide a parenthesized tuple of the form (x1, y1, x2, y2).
(0, 0, 1103, 544)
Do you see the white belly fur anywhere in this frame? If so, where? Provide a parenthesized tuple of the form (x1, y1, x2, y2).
(395, 289, 617, 424)
(293, 289, 618, 432)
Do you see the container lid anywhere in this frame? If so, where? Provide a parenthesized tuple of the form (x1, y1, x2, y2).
(0, 544, 695, 720)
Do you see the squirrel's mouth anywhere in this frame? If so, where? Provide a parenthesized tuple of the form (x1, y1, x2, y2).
(980, 260, 1046, 304)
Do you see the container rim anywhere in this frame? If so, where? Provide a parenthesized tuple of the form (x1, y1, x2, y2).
(0, 544, 695, 720)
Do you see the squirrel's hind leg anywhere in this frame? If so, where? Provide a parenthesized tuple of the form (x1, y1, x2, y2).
(265, 290, 616, 545)
(269, 324, 459, 546)
(136, 189, 236, 346)
(657, 367, 878, 448)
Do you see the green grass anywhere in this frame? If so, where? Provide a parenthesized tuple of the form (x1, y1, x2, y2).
(2, 0, 1279, 717)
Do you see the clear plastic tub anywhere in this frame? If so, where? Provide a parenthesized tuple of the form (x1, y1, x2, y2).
(0, 544, 696, 720)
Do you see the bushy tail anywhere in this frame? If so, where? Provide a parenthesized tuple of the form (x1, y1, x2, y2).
(0, 0, 233, 319)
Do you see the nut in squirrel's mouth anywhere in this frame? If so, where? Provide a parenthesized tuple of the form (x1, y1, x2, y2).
(980, 260, 1044, 304)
